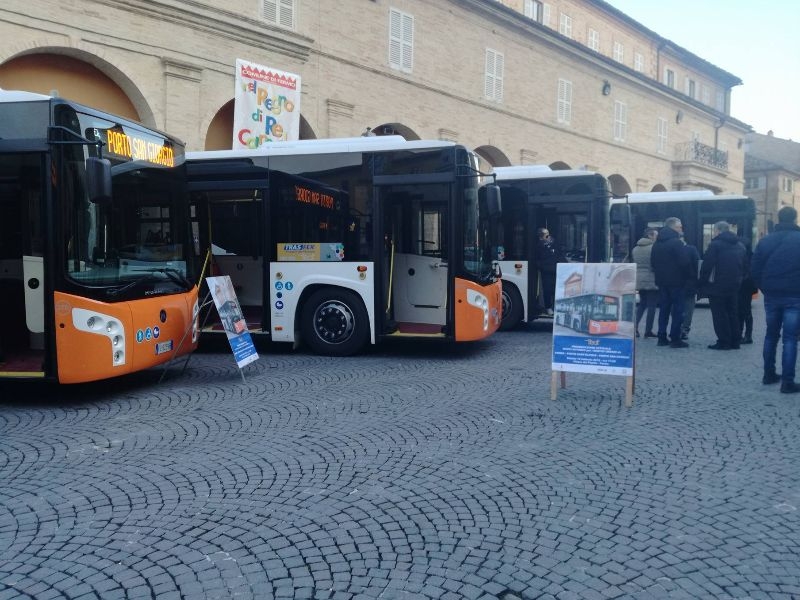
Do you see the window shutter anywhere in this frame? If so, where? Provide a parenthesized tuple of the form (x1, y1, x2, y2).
(485, 50, 496, 100)
(494, 52, 504, 102)
(401, 13, 414, 71)
(389, 10, 402, 68)
(263, 0, 277, 22)
(278, 0, 294, 28)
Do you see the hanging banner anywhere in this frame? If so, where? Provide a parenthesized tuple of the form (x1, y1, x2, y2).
(551, 263, 636, 376)
(233, 58, 301, 149)
(206, 275, 259, 369)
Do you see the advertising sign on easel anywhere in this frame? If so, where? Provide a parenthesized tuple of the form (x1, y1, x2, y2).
(550, 263, 637, 406)
(206, 276, 259, 375)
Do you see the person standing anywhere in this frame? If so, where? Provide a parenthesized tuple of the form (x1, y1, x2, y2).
(751, 206, 800, 393)
(680, 237, 700, 341)
(698, 221, 746, 350)
(737, 235, 756, 344)
(650, 217, 691, 348)
(631, 227, 659, 337)
(536, 227, 561, 316)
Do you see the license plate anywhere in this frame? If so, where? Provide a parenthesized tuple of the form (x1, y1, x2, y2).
(155, 340, 173, 355)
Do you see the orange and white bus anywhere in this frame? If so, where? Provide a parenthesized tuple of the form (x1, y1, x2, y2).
(554, 293, 620, 335)
(186, 136, 503, 356)
(0, 90, 198, 383)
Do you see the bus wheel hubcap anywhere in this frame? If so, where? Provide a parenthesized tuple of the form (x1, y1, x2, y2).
(313, 301, 355, 344)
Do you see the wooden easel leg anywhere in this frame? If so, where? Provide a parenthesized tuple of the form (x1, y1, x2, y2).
(625, 375, 634, 407)
(560, 371, 566, 389)
(550, 371, 558, 400)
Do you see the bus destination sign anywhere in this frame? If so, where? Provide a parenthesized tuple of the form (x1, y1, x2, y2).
(93, 127, 176, 167)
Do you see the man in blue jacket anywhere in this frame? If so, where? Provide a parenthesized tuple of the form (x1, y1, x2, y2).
(751, 206, 800, 393)
(650, 217, 691, 348)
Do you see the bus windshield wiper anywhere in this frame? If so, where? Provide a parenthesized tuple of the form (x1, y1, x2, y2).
(106, 268, 191, 297)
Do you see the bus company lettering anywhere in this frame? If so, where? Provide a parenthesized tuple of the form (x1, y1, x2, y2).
(105, 129, 175, 167)
(282, 244, 315, 251)
(295, 186, 335, 210)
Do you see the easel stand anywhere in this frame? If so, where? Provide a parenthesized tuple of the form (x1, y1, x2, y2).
(158, 288, 248, 384)
(551, 369, 634, 407)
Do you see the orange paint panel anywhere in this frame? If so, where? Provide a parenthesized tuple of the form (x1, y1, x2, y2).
(54, 288, 198, 384)
(454, 278, 503, 342)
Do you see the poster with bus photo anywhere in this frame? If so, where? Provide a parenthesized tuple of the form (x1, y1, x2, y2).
(551, 263, 636, 376)
(233, 58, 301, 149)
(206, 276, 259, 369)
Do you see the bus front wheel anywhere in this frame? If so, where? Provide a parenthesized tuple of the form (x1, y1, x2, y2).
(301, 289, 369, 356)
(500, 282, 523, 331)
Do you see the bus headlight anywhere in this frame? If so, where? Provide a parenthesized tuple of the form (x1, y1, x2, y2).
(72, 308, 127, 367)
(466, 290, 490, 331)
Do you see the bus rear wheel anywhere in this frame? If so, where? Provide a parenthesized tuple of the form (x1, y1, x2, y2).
(500, 282, 523, 331)
(301, 288, 369, 356)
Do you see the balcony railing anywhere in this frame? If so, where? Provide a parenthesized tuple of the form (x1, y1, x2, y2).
(675, 140, 728, 171)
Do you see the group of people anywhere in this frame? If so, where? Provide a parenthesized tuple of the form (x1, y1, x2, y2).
(633, 206, 800, 394)
(632, 217, 754, 350)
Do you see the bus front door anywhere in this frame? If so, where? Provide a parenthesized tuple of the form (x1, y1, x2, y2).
(381, 187, 449, 336)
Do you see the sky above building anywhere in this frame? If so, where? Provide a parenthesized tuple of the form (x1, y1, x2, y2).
(606, 0, 800, 142)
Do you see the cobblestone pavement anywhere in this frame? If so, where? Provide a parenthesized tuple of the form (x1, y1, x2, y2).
(1, 301, 799, 600)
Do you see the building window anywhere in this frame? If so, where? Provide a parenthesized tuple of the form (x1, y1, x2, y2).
(664, 68, 675, 89)
(614, 101, 627, 141)
(263, 0, 295, 28)
(783, 177, 795, 192)
(389, 9, 414, 73)
(657, 117, 668, 154)
(588, 28, 599, 51)
(634, 52, 643, 72)
(716, 91, 726, 112)
(557, 78, 572, 124)
(485, 48, 504, 103)
(613, 42, 624, 63)
(559, 13, 572, 37)
(685, 78, 696, 99)
(524, 0, 543, 22)
(701, 84, 711, 105)
(543, 3, 551, 26)
(745, 176, 764, 190)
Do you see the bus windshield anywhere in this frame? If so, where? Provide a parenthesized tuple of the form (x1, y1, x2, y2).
(54, 105, 192, 296)
(462, 151, 497, 282)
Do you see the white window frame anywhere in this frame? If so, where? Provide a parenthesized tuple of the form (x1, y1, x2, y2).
(557, 78, 572, 125)
(783, 178, 795, 193)
(614, 101, 627, 142)
(613, 41, 624, 63)
(485, 48, 504, 103)
(543, 3, 551, 26)
(389, 8, 414, 73)
(716, 91, 726, 111)
(701, 84, 711, 105)
(263, 0, 295, 29)
(664, 68, 675, 89)
(657, 117, 668, 154)
(685, 78, 696, 99)
(524, 0, 543, 22)
(559, 13, 572, 37)
(634, 52, 644, 72)
(588, 28, 600, 51)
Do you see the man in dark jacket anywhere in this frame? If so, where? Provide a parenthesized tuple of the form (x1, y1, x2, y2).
(650, 217, 692, 348)
(698, 221, 746, 350)
(751, 206, 800, 393)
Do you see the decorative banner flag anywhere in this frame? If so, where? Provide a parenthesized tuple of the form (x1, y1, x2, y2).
(233, 58, 301, 149)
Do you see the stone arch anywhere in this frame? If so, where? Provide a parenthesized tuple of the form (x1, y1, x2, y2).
(607, 174, 632, 196)
(651, 183, 668, 192)
(474, 145, 511, 167)
(204, 99, 318, 150)
(371, 122, 420, 140)
(0, 46, 156, 128)
(549, 161, 571, 171)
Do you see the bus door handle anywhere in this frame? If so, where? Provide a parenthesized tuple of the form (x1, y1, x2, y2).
(430, 262, 447, 269)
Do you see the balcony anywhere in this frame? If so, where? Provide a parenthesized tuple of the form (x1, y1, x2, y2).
(675, 140, 729, 171)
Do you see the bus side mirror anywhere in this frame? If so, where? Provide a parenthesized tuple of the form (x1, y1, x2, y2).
(486, 184, 501, 217)
(86, 157, 112, 203)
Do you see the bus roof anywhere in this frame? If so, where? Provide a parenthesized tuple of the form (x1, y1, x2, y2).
(611, 190, 752, 205)
(494, 165, 600, 180)
(0, 88, 52, 102)
(187, 136, 458, 160)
